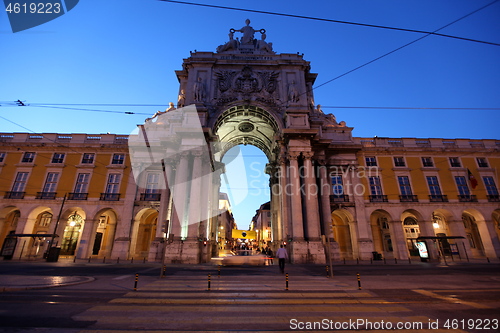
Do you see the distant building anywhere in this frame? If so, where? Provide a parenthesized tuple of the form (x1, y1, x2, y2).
(1, 21, 499, 263)
(251, 201, 272, 248)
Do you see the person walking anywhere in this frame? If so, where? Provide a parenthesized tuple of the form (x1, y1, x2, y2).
(275, 244, 288, 273)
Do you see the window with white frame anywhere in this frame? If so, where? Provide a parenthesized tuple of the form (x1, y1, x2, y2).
(422, 157, 434, 167)
(476, 157, 489, 168)
(42, 172, 59, 193)
(12, 172, 29, 192)
(455, 176, 470, 196)
(331, 175, 343, 195)
(368, 176, 383, 195)
(483, 176, 499, 196)
(394, 157, 406, 167)
(74, 173, 90, 193)
(106, 173, 121, 193)
(365, 156, 377, 166)
(145, 173, 160, 193)
(398, 176, 413, 195)
(81, 153, 95, 164)
(426, 176, 442, 196)
(111, 153, 125, 165)
(51, 153, 65, 163)
(449, 157, 461, 168)
(21, 152, 35, 163)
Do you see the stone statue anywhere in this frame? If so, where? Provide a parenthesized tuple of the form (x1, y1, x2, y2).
(288, 80, 299, 103)
(256, 33, 273, 53)
(166, 102, 175, 112)
(177, 89, 185, 108)
(193, 77, 205, 102)
(236, 19, 256, 45)
(216, 31, 239, 53)
(315, 104, 324, 114)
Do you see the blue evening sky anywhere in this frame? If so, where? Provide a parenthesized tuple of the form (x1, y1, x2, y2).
(1, 0, 499, 227)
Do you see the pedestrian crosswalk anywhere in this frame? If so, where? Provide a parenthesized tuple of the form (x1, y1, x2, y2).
(74, 274, 465, 332)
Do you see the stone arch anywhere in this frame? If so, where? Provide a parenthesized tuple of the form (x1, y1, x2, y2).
(23, 206, 54, 258)
(90, 208, 118, 258)
(400, 209, 424, 257)
(58, 208, 87, 256)
(461, 209, 485, 258)
(331, 209, 353, 259)
(0, 206, 20, 249)
(493, 210, 500, 243)
(369, 209, 394, 258)
(212, 104, 282, 161)
(131, 208, 158, 259)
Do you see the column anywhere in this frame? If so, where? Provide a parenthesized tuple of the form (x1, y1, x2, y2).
(318, 162, 333, 239)
(447, 220, 471, 259)
(302, 152, 321, 241)
(287, 152, 303, 240)
(476, 220, 500, 258)
(278, 156, 289, 243)
(170, 151, 190, 240)
(187, 150, 203, 240)
(419, 220, 439, 260)
(76, 219, 98, 259)
(390, 220, 409, 260)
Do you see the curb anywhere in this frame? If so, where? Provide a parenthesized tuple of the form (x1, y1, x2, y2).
(0, 276, 95, 292)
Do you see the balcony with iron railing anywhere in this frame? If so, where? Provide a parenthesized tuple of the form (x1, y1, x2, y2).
(68, 192, 88, 200)
(369, 195, 388, 202)
(140, 192, 161, 201)
(4, 191, 25, 199)
(100, 193, 121, 201)
(36, 192, 57, 199)
(330, 194, 349, 203)
(487, 194, 500, 202)
(429, 194, 448, 202)
(399, 195, 418, 202)
(458, 194, 478, 202)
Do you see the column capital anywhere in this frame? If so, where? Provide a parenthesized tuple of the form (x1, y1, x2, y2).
(287, 151, 300, 160)
(302, 151, 314, 160)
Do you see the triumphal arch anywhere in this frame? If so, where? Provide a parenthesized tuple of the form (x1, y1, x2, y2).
(129, 20, 370, 264)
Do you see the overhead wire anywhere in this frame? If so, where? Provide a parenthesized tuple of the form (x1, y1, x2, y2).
(157, 0, 500, 47)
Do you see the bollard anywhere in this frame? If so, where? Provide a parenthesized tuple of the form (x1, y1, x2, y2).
(143, 257, 146, 263)
(163, 265, 166, 276)
(131, 257, 134, 264)
(408, 258, 411, 264)
(117, 257, 120, 264)
(218, 265, 221, 278)
(357, 272, 362, 290)
(343, 258, 346, 265)
(103, 257, 106, 264)
(207, 274, 211, 291)
(88, 256, 91, 263)
(394, 258, 398, 264)
(285, 273, 289, 291)
(134, 273, 139, 291)
(326, 265, 329, 278)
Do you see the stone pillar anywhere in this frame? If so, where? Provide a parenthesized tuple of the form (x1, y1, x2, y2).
(347, 165, 373, 259)
(278, 156, 289, 244)
(419, 220, 440, 260)
(111, 170, 137, 259)
(476, 220, 500, 258)
(164, 151, 191, 264)
(318, 163, 333, 238)
(390, 220, 409, 260)
(288, 152, 303, 240)
(447, 220, 471, 259)
(12, 217, 29, 259)
(76, 219, 98, 259)
(188, 150, 203, 239)
(287, 151, 307, 263)
(302, 152, 320, 240)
